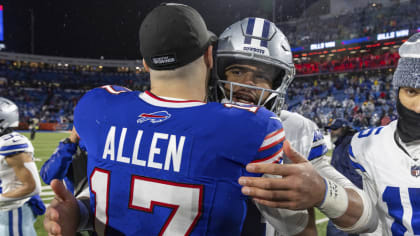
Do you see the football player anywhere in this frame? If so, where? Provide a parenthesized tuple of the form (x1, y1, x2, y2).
(349, 33, 420, 236)
(215, 18, 378, 235)
(0, 97, 44, 235)
(44, 4, 297, 235)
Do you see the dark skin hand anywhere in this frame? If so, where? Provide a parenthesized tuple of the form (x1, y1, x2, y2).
(239, 140, 326, 210)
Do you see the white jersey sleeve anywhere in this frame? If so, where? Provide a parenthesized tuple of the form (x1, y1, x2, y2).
(280, 111, 327, 162)
(256, 202, 309, 236)
(280, 111, 357, 189)
(0, 132, 36, 211)
(258, 112, 328, 236)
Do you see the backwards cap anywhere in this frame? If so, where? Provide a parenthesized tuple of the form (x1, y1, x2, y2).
(140, 3, 217, 70)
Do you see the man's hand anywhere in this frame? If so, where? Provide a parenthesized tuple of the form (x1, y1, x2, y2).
(238, 140, 326, 210)
(44, 179, 79, 236)
(68, 127, 80, 143)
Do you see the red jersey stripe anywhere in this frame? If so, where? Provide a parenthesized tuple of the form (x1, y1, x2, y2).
(251, 147, 284, 164)
(264, 129, 284, 140)
(259, 136, 285, 152)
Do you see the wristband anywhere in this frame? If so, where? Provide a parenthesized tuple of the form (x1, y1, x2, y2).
(318, 178, 349, 219)
(335, 187, 378, 233)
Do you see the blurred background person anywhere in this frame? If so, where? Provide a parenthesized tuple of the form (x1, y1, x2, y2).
(28, 118, 39, 141)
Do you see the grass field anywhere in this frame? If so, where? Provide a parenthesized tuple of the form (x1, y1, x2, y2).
(21, 131, 328, 236)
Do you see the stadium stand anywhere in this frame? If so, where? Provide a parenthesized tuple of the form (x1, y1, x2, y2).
(287, 69, 398, 130)
(278, 0, 420, 48)
(294, 51, 399, 75)
(0, 24, 406, 132)
(0, 53, 150, 130)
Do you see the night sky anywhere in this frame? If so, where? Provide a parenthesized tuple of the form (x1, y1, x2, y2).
(4, 0, 315, 59)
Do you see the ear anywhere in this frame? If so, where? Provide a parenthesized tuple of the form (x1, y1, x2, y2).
(142, 59, 150, 72)
(204, 45, 213, 69)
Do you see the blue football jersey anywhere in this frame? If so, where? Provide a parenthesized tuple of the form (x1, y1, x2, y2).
(74, 85, 286, 236)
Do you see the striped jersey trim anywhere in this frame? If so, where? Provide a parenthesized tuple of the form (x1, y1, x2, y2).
(259, 129, 285, 152)
(311, 139, 325, 149)
(348, 146, 366, 172)
(101, 85, 131, 94)
(9, 207, 23, 236)
(349, 158, 366, 172)
(308, 144, 327, 161)
(252, 147, 284, 164)
(139, 91, 206, 108)
(0, 143, 29, 152)
(348, 145, 355, 158)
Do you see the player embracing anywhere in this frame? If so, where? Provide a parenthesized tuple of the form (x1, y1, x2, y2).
(349, 33, 420, 236)
(43, 3, 306, 235)
(215, 18, 378, 235)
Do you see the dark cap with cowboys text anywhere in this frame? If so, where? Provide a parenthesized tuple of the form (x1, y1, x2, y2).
(140, 3, 217, 70)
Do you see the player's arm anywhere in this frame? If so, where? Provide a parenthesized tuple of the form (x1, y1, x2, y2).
(44, 128, 93, 235)
(40, 127, 79, 184)
(326, 138, 379, 233)
(239, 140, 378, 233)
(311, 155, 377, 233)
(303, 120, 372, 231)
(1, 152, 41, 200)
(248, 116, 316, 235)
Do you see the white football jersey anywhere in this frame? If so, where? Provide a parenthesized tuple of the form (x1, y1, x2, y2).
(0, 132, 34, 211)
(280, 111, 327, 162)
(261, 111, 330, 236)
(350, 120, 420, 236)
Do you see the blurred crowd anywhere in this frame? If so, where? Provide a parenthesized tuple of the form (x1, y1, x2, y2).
(279, 0, 420, 48)
(287, 69, 398, 130)
(1, 0, 416, 130)
(0, 64, 150, 125)
(0, 41, 405, 130)
(0, 62, 399, 131)
(295, 51, 399, 75)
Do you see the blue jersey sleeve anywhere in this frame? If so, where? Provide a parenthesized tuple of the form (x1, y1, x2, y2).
(253, 115, 286, 164)
(40, 141, 77, 184)
(307, 129, 328, 161)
